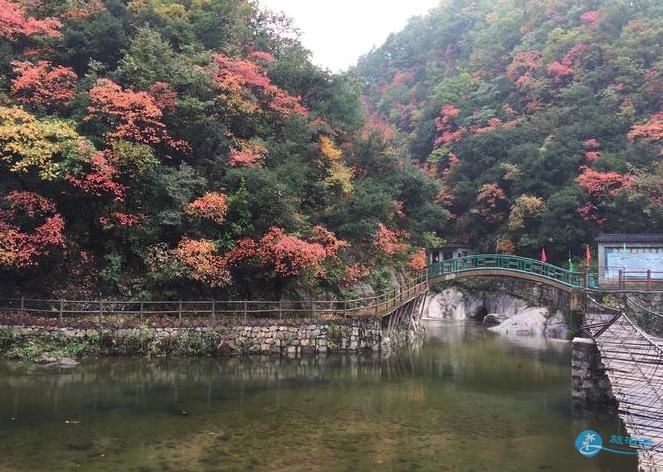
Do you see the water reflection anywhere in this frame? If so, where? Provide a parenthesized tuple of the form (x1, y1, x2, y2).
(0, 320, 637, 471)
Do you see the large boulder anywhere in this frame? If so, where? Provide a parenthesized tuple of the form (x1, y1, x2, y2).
(423, 288, 468, 320)
(483, 293, 529, 318)
(423, 287, 569, 339)
(487, 307, 568, 339)
(487, 307, 548, 336)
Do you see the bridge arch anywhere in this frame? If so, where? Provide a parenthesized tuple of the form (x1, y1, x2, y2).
(427, 254, 592, 293)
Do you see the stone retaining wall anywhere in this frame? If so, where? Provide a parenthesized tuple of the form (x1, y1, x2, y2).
(571, 337, 616, 410)
(1, 318, 392, 357)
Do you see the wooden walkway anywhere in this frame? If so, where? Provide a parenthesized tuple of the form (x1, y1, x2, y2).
(583, 299, 663, 471)
(0, 273, 429, 321)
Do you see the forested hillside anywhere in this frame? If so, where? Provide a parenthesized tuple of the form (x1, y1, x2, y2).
(0, 0, 442, 299)
(358, 0, 662, 261)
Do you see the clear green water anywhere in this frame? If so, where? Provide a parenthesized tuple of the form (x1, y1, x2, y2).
(0, 321, 637, 471)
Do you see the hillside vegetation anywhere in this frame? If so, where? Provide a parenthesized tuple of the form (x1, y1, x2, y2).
(357, 0, 662, 260)
(0, 0, 442, 299)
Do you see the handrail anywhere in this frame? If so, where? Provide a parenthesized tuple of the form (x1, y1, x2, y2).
(428, 254, 593, 288)
(625, 295, 663, 319)
(0, 272, 429, 321)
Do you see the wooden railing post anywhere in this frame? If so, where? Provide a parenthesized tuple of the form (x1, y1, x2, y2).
(178, 300, 182, 321)
(647, 270, 652, 291)
(211, 300, 216, 320)
(619, 269, 624, 290)
(20, 296, 24, 316)
(59, 299, 64, 321)
(278, 300, 283, 320)
(140, 301, 144, 324)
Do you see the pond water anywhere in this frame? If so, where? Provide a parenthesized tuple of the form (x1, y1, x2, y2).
(0, 321, 637, 471)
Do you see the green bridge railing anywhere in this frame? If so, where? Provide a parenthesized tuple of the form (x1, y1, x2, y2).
(428, 254, 598, 289)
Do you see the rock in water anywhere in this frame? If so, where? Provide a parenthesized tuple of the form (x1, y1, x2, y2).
(483, 313, 507, 327)
(57, 357, 80, 367)
(487, 307, 548, 337)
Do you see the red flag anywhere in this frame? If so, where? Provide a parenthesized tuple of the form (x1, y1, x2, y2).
(585, 245, 591, 266)
(541, 248, 547, 263)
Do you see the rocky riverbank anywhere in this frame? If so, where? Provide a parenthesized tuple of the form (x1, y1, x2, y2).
(423, 280, 572, 339)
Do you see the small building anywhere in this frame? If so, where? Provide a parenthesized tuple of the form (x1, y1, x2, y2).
(596, 234, 663, 287)
(427, 244, 474, 265)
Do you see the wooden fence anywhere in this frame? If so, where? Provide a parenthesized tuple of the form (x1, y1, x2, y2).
(599, 269, 663, 291)
(0, 271, 428, 321)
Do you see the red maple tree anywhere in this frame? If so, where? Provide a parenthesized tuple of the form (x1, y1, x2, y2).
(11, 60, 78, 110)
(0, 0, 61, 40)
(0, 191, 65, 268)
(85, 79, 187, 151)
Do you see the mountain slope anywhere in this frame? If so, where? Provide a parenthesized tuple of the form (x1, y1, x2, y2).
(357, 0, 663, 261)
(0, 0, 442, 298)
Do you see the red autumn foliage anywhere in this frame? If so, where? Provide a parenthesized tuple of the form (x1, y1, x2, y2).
(269, 88, 308, 116)
(474, 183, 507, 222)
(310, 225, 349, 257)
(435, 186, 455, 206)
(4, 190, 55, 216)
(584, 138, 602, 161)
(361, 112, 397, 141)
(257, 227, 328, 277)
(506, 50, 542, 80)
(393, 200, 405, 219)
(185, 192, 228, 225)
(627, 110, 663, 144)
(66, 149, 126, 202)
(440, 104, 460, 119)
(580, 10, 600, 27)
(342, 263, 370, 286)
(578, 202, 606, 226)
(434, 104, 465, 147)
(436, 129, 464, 146)
(644, 69, 663, 97)
(99, 212, 145, 227)
(212, 53, 307, 118)
(61, 0, 106, 19)
(547, 61, 574, 81)
(249, 51, 275, 63)
(447, 153, 461, 169)
(577, 167, 632, 197)
(563, 44, 587, 66)
(229, 139, 267, 167)
(147, 82, 177, 113)
(392, 70, 415, 86)
(496, 237, 516, 254)
(476, 183, 506, 205)
(408, 249, 427, 271)
(11, 61, 78, 110)
(172, 238, 231, 288)
(0, 0, 61, 40)
(85, 78, 187, 150)
(373, 223, 409, 255)
(471, 117, 523, 135)
(0, 191, 65, 268)
(222, 238, 257, 268)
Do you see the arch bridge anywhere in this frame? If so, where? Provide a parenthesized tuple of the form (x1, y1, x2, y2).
(427, 254, 597, 292)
